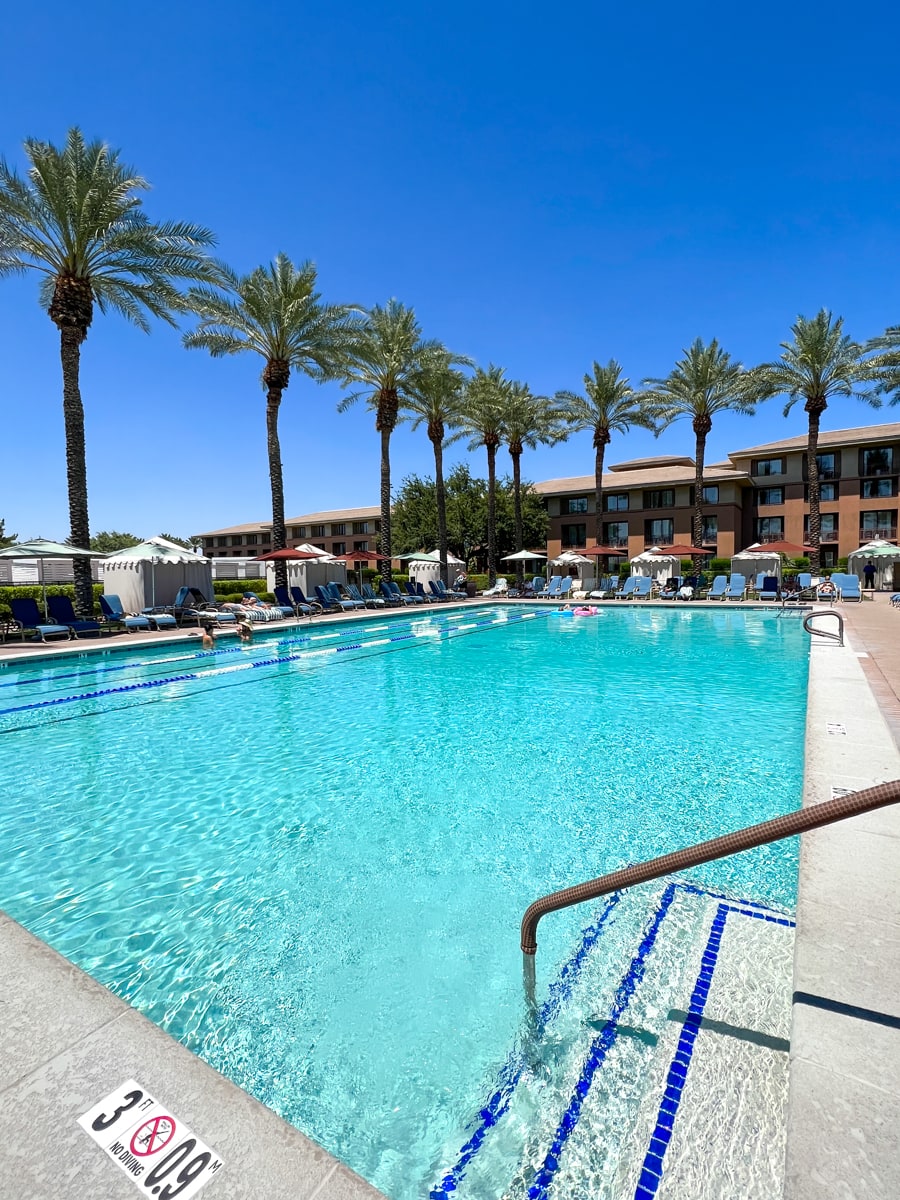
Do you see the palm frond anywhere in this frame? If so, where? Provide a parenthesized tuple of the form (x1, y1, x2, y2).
(638, 338, 757, 431)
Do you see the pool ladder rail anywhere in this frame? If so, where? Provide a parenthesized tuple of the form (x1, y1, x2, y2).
(802, 608, 844, 645)
(521, 779, 900, 992)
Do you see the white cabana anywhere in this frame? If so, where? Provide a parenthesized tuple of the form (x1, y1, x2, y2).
(265, 558, 346, 597)
(731, 545, 782, 583)
(103, 538, 212, 611)
(847, 540, 900, 590)
(629, 547, 679, 582)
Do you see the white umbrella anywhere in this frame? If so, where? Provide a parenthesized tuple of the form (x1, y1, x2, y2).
(502, 550, 548, 561)
(0, 539, 104, 617)
(552, 551, 592, 565)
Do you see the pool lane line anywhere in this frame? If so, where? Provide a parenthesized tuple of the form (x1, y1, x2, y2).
(523, 884, 678, 1200)
(429, 894, 623, 1199)
(0, 608, 504, 695)
(632, 903, 794, 1200)
(0, 609, 548, 725)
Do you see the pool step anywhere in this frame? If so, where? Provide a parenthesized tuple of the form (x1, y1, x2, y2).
(432, 883, 794, 1200)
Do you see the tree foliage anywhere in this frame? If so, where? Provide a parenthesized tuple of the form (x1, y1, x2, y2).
(89, 530, 142, 553)
(391, 465, 548, 565)
(0, 519, 17, 548)
(157, 532, 201, 549)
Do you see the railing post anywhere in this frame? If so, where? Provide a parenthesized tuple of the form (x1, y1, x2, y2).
(803, 609, 844, 646)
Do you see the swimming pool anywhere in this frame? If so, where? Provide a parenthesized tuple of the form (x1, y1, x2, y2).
(0, 605, 808, 1197)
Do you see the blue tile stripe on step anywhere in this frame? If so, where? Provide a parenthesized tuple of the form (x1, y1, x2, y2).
(428, 893, 622, 1198)
(632, 901, 794, 1200)
(525, 883, 678, 1200)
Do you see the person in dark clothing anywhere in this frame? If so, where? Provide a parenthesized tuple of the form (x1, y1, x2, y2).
(863, 560, 876, 590)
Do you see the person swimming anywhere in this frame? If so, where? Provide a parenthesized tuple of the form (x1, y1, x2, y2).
(200, 622, 215, 650)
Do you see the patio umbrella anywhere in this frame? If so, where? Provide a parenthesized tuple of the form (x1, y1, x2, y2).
(396, 552, 440, 563)
(254, 547, 327, 561)
(745, 540, 813, 557)
(0, 539, 104, 618)
(552, 551, 592, 565)
(657, 544, 714, 557)
(332, 548, 386, 586)
(501, 549, 547, 561)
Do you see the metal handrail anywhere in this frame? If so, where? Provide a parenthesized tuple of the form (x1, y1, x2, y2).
(803, 609, 844, 646)
(521, 781, 900, 970)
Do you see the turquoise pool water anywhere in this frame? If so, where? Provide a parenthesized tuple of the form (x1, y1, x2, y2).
(0, 605, 808, 1197)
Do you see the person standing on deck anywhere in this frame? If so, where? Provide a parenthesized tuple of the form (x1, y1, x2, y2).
(863, 559, 877, 590)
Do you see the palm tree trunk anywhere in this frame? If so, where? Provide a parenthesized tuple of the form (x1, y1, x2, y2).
(511, 448, 524, 590)
(59, 326, 93, 615)
(433, 435, 449, 585)
(266, 387, 288, 590)
(806, 398, 826, 574)
(692, 417, 711, 576)
(379, 426, 393, 582)
(486, 442, 497, 585)
(594, 441, 606, 543)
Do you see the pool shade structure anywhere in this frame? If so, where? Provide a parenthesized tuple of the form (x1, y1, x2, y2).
(0, 539, 105, 617)
(104, 538, 211, 612)
(744, 540, 814, 558)
(630, 547, 681, 582)
(331, 548, 387, 586)
(656, 545, 714, 558)
(254, 548, 328, 561)
(847, 540, 900, 589)
(501, 550, 547, 561)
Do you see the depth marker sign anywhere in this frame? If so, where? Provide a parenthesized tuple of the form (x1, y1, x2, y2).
(78, 1079, 224, 1198)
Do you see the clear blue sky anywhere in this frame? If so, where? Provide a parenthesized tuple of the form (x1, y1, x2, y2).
(2, 0, 899, 540)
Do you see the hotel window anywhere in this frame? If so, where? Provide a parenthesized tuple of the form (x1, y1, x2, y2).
(702, 516, 718, 544)
(332, 523, 347, 536)
(564, 496, 589, 514)
(756, 487, 784, 506)
(353, 540, 369, 552)
(603, 521, 629, 547)
(644, 518, 674, 544)
(804, 513, 839, 540)
(755, 516, 784, 542)
(231, 535, 243, 546)
(702, 485, 718, 504)
(561, 523, 586, 547)
(246, 534, 258, 546)
(643, 489, 674, 509)
(311, 524, 325, 537)
(352, 521, 372, 535)
(290, 526, 303, 539)
(217, 536, 228, 547)
(860, 510, 898, 539)
(604, 493, 629, 512)
(804, 482, 837, 502)
(801, 452, 840, 481)
(754, 458, 784, 476)
(859, 447, 894, 476)
(332, 542, 346, 555)
(861, 477, 898, 499)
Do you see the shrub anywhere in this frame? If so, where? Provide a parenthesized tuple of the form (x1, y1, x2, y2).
(0, 583, 103, 617)
(710, 557, 731, 574)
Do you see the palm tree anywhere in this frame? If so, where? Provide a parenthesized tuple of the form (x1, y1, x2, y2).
(338, 300, 445, 581)
(555, 360, 658, 544)
(0, 127, 215, 613)
(184, 255, 360, 588)
(640, 339, 757, 565)
(502, 384, 567, 588)
(455, 365, 512, 585)
(405, 351, 468, 584)
(755, 312, 877, 572)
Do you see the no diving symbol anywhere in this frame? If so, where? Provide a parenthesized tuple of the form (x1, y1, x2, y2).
(130, 1114, 176, 1157)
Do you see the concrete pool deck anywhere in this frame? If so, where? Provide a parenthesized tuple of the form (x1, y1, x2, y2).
(1, 595, 899, 1197)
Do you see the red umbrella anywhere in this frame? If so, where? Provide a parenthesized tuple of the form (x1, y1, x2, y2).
(333, 549, 387, 561)
(655, 544, 714, 557)
(254, 547, 326, 561)
(581, 545, 630, 556)
(744, 540, 814, 556)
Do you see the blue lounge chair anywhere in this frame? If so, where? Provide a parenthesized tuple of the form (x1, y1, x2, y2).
(429, 581, 445, 601)
(47, 595, 104, 637)
(757, 576, 779, 601)
(659, 576, 680, 600)
(386, 581, 415, 606)
(836, 573, 862, 602)
(531, 576, 547, 597)
(557, 578, 573, 600)
(315, 584, 353, 612)
(291, 585, 323, 614)
(797, 573, 815, 599)
(379, 581, 403, 606)
(403, 581, 426, 604)
(7, 598, 70, 643)
(348, 583, 384, 608)
(362, 583, 388, 606)
(160, 586, 237, 626)
(99, 594, 155, 632)
(415, 580, 438, 602)
(725, 574, 747, 601)
(705, 575, 728, 601)
(328, 582, 364, 610)
(541, 576, 563, 601)
(275, 585, 312, 616)
(244, 590, 294, 618)
(615, 576, 640, 600)
(435, 579, 465, 600)
(632, 576, 654, 600)
(890, 593, 900, 608)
